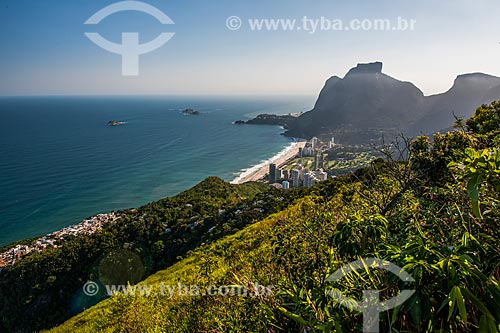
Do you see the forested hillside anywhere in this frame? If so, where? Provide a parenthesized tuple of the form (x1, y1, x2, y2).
(0, 178, 298, 332)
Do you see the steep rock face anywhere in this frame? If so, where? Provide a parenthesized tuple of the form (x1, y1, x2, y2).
(285, 62, 500, 141)
(486, 84, 500, 101)
(412, 73, 500, 134)
(287, 62, 425, 139)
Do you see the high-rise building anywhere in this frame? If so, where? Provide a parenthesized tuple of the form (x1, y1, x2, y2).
(303, 146, 314, 157)
(275, 167, 282, 182)
(329, 137, 335, 149)
(311, 137, 319, 150)
(315, 153, 323, 169)
(303, 171, 316, 188)
(283, 169, 289, 181)
(303, 169, 328, 188)
(269, 163, 277, 184)
(282, 181, 290, 190)
(290, 169, 301, 188)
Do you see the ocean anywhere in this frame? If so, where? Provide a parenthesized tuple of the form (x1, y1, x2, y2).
(0, 96, 314, 246)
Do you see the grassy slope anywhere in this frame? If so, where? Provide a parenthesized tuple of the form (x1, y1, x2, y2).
(45, 196, 319, 332)
(0, 177, 279, 333)
(45, 171, 375, 332)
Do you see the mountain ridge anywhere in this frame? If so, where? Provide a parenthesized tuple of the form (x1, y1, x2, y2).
(283, 62, 500, 142)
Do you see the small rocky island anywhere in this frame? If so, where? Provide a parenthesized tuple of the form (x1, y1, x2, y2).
(182, 108, 202, 116)
(107, 120, 126, 126)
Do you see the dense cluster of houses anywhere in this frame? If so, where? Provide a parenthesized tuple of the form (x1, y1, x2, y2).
(0, 212, 121, 268)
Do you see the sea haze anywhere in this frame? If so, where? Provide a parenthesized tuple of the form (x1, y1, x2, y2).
(0, 95, 314, 246)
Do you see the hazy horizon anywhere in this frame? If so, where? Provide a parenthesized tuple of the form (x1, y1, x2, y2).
(1, 0, 500, 96)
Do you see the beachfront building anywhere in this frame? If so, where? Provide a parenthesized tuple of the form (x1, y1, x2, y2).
(269, 163, 283, 183)
(300, 137, 324, 158)
(269, 164, 277, 184)
(302, 146, 315, 157)
(282, 181, 290, 189)
(276, 167, 282, 182)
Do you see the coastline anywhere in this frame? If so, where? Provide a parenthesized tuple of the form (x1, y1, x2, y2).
(231, 141, 306, 184)
(0, 212, 123, 268)
(0, 141, 305, 267)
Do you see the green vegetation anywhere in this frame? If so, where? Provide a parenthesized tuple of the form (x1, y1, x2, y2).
(5, 102, 500, 332)
(323, 146, 380, 176)
(283, 157, 315, 170)
(0, 178, 298, 333)
(282, 145, 379, 177)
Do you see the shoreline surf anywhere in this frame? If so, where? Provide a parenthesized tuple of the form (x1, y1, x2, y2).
(231, 141, 306, 184)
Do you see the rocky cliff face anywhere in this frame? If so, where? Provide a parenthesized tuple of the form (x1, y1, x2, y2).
(412, 73, 500, 134)
(285, 62, 500, 142)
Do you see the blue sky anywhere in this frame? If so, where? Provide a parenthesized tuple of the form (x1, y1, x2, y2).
(1, 0, 500, 96)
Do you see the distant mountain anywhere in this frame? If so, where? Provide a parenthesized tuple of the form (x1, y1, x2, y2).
(412, 73, 500, 134)
(283, 62, 500, 143)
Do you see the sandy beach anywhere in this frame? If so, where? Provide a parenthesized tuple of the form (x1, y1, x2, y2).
(232, 141, 306, 184)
